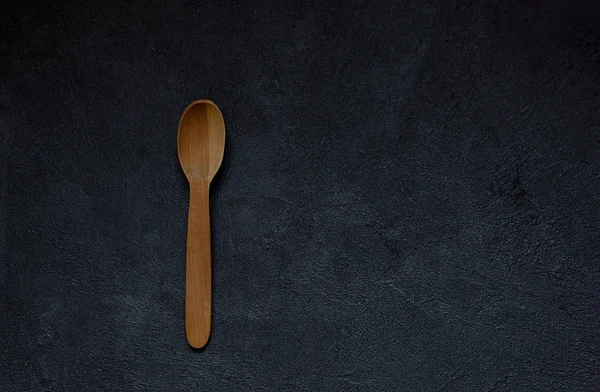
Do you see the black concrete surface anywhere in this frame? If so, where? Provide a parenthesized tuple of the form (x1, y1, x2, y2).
(1, 1, 599, 390)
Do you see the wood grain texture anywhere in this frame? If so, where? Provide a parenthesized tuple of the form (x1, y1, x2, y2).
(177, 100, 225, 348)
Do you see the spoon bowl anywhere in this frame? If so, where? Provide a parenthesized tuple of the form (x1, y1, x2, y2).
(178, 100, 225, 182)
(177, 100, 225, 348)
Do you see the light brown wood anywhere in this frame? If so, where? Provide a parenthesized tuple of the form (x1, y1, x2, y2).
(177, 100, 225, 348)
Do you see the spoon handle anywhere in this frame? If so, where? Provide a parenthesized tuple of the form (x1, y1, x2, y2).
(185, 180, 212, 348)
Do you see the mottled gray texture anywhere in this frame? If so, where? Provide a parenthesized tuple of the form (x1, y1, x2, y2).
(1, 0, 599, 391)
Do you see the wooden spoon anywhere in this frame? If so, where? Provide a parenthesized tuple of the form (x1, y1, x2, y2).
(177, 100, 225, 348)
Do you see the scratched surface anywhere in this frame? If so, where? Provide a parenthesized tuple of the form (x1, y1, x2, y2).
(1, 1, 599, 391)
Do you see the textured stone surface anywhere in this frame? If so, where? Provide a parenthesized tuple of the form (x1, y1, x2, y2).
(1, 1, 599, 390)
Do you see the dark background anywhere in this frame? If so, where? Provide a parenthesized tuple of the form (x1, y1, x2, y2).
(1, 1, 599, 390)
